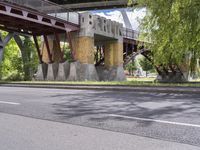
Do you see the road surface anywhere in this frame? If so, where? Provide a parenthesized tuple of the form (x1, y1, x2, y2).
(0, 87, 200, 150)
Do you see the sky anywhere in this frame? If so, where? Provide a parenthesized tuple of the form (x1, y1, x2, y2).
(92, 8, 146, 30)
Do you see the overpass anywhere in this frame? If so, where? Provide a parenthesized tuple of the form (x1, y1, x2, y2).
(0, 0, 147, 81)
(49, 0, 136, 11)
(0, 0, 80, 63)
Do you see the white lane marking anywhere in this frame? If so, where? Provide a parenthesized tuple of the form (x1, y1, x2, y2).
(0, 101, 20, 105)
(109, 114, 200, 128)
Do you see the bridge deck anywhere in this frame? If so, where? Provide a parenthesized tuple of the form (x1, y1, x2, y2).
(0, 0, 80, 36)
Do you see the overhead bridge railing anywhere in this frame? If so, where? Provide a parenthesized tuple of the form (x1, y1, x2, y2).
(123, 28, 140, 40)
(2, 0, 80, 25)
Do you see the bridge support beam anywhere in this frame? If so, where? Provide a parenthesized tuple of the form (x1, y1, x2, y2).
(69, 34, 99, 81)
(35, 63, 48, 81)
(72, 36, 94, 64)
(66, 12, 100, 81)
(41, 35, 63, 64)
(56, 61, 70, 81)
(0, 32, 13, 63)
(46, 62, 59, 81)
(37, 34, 65, 81)
(104, 40, 124, 68)
(97, 40, 126, 81)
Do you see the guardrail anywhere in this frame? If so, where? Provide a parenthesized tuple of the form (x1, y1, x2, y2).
(2, 0, 80, 25)
(123, 28, 139, 40)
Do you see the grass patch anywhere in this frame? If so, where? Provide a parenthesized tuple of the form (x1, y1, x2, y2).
(1, 77, 200, 87)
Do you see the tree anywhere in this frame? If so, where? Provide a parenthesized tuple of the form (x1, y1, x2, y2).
(126, 61, 137, 76)
(0, 32, 23, 81)
(130, 0, 200, 81)
(0, 31, 39, 81)
(22, 37, 39, 80)
(139, 57, 154, 77)
(14, 36, 39, 81)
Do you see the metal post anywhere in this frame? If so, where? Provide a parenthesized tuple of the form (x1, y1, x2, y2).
(99, 46, 102, 60)
(67, 11, 70, 22)
(126, 43, 128, 57)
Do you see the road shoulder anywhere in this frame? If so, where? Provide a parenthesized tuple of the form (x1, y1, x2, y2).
(0, 113, 199, 150)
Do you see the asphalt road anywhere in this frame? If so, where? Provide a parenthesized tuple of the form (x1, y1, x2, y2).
(0, 87, 200, 149)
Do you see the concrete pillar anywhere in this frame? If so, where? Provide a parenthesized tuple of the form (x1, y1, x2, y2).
(101, 40, 126, 81)
(35, 63, 48, 81)
(104, 40, 123, 68)
(56, 61, 70, 81)
(72, 36, 94, 64)
(41, 36, 62, 63)
(46, 62, 59, 81)
(70, 12, 95, 64)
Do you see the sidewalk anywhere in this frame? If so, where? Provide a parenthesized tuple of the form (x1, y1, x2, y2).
(0, 113, 199, 150)
(0, 82, 200, 94)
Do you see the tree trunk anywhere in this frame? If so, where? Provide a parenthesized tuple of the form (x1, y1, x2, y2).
(14, 35, 31, 81)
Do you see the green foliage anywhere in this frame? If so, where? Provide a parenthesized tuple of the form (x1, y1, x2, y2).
(139, 57, 154, 76)
(126, 61, 137, 76)
(0, 31, 39, 81)
(136, 0, 200, 73)
(63, 44, 73, 62)
(0, 36, 23, 80)
(22, 37, 39, 81)
(140, 57, 153, 71)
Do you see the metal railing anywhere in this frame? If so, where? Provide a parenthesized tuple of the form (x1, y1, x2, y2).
(2, 0, 80, 25)
(123, 28, 140, 40)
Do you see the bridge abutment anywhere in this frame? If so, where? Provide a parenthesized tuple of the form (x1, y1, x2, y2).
(68, 14, 100, 81)
(69, 35, 99, 81)
(72, 36, 94, 64)
(35, 12, 126, 81)
(35, 36, 62, 81)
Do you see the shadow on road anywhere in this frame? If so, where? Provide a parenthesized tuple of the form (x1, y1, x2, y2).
(52, 91, 200, 126)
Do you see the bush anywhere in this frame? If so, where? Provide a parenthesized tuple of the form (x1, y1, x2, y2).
(3, 72, 24, 81)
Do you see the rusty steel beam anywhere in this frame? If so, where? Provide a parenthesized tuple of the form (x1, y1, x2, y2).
(0, 32, 13, 62)
(54, 32, 64, 62)
(33, 35, 43, 64)
(0, 2, 79, 36)
(66, 31, 75, 61)
(43, 35, 53, 63)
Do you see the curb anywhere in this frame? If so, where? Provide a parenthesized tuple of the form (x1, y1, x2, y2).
(0, 83, 200, 94)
